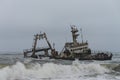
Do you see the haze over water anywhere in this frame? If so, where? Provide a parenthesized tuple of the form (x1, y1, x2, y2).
(0, 0, 120, 80)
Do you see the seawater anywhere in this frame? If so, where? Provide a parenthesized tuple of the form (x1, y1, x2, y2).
(0, 53, 120, 80)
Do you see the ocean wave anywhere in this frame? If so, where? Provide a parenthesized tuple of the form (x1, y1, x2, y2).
(0, 60, 119, 80)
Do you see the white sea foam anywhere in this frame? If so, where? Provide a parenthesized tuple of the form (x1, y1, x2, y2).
(0, 60, 117, 80)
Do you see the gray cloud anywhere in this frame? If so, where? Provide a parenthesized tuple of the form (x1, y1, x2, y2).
(0, 0, 120, 52)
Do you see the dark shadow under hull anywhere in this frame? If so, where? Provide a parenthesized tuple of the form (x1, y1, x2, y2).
(49, 56, 112, 61)
(27, 53, 112, 61)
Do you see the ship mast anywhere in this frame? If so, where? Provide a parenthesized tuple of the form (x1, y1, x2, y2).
(31, 32, 53, 57)
(71, 25, 79, 45)
(44, 32, 53, 50)
(31, 34, 40, 57)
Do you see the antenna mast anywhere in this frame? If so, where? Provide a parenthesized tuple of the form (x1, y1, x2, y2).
(80, 28, 83, 43)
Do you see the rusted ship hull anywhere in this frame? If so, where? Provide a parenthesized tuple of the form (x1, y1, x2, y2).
(50, 55, 112, 60)
(28, 52, 112, 61)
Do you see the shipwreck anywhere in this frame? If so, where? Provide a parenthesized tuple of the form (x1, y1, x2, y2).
(23, 25, 112, 60)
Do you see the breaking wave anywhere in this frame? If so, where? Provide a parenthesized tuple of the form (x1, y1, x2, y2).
(0, 60, 120, 80)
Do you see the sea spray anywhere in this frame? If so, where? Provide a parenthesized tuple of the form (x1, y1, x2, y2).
(0, 66, 10, 80)
(0, 62, 27, 80)
(0, 61, 112, 80)
(72, 60, 110, 76)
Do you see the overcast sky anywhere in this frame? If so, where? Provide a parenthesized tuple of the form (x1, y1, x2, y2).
(0, 0, 120, 53)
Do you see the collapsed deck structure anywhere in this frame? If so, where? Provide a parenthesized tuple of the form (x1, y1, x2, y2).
(23, 25, 112, 60)
(23, 32, 58, 58)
